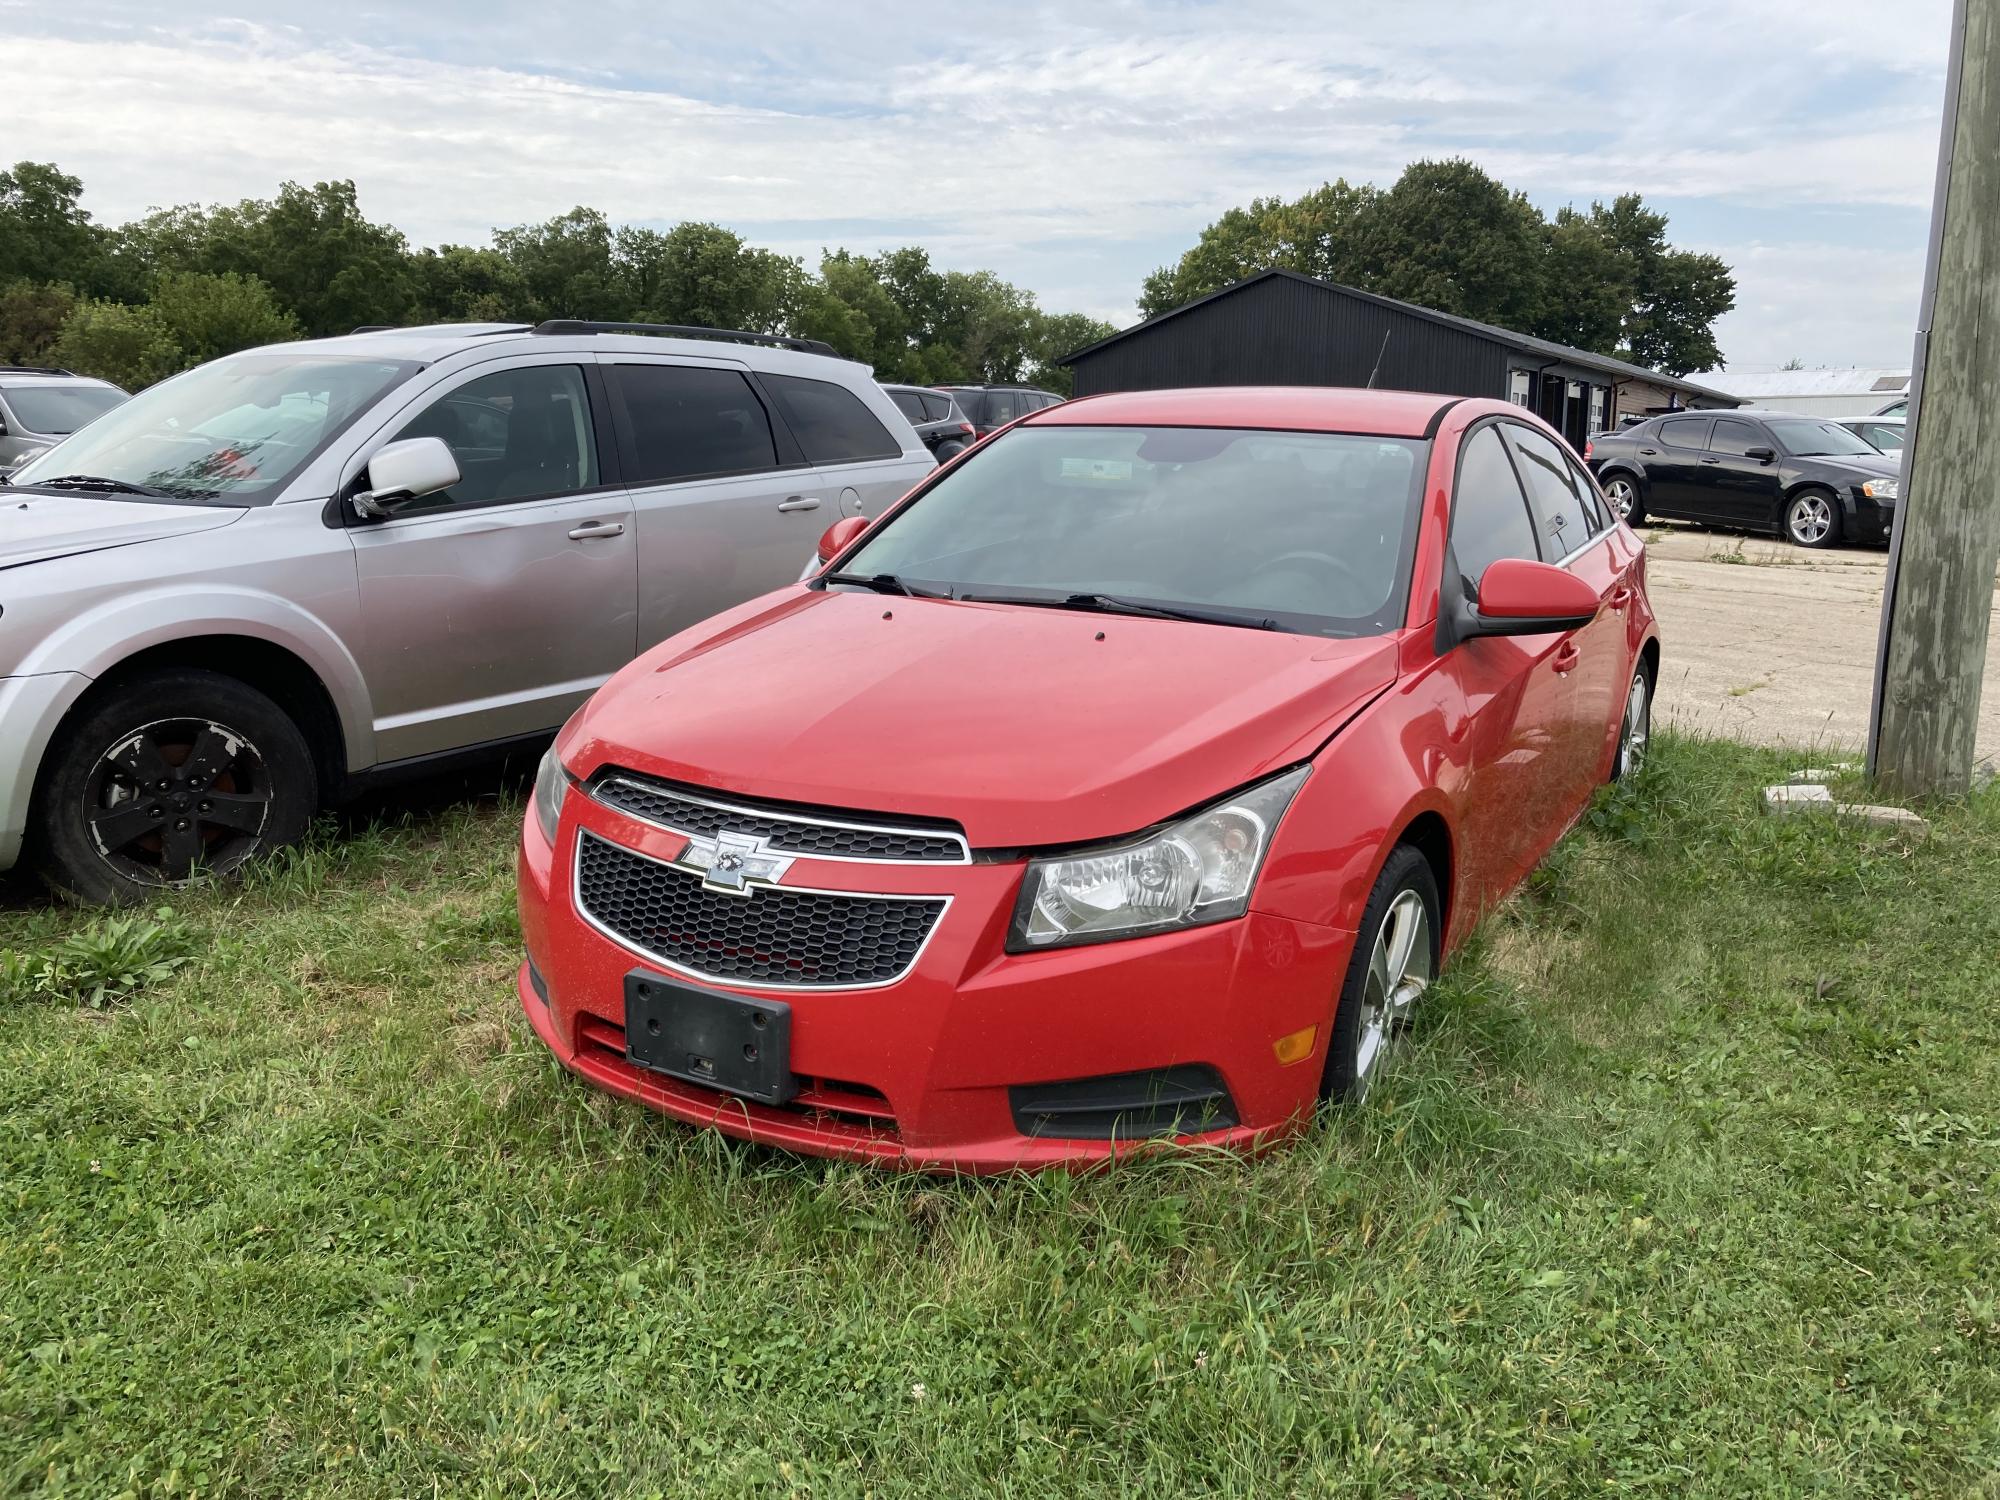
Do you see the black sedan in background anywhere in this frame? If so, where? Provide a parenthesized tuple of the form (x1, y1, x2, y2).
(1587, 410, 1900, 548)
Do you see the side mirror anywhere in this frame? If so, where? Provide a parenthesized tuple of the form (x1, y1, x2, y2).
(1745, 446, 1776, 464)
(1462, 558, 1601, 638)
(351, 436, 460, 519)
(817, 515, 869, 563)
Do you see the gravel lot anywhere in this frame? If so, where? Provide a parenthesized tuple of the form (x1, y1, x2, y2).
(1640, 524, 2000, 767)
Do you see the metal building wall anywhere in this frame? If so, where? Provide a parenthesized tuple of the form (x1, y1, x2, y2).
(1069, 276, 1512, 399)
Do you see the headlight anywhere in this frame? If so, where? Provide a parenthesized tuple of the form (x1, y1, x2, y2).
(1008, 766, 1309, 951)
(1862, 479, 1899, 501)
(532, 745, 571, 846)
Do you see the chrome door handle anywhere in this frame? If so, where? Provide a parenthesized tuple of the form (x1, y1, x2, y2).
(567, 520, 625, 540)
(777, 496, 822, 512)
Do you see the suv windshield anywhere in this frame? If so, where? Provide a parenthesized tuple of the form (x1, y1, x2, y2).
(8, 352, 419, 502)
(834, 424, 1426, 636)
(1766, 418, 1879, 458)
(4, 383, 126, 435)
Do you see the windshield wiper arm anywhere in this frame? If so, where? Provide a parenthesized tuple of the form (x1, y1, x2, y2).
(823, 572, 954, 599)
(29, 474, 175, 499)
(957, 588, 1280, 631)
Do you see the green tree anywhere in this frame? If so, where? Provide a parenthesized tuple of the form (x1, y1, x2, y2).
(1138, 180, 1375, 317)
(1353, 159, 1547, 331)
(493, 208, 622, 322)
(0, 163, 104, 292)
(197, 181, 418, 336)
(1533, 206, 1633, 354)
(615, 223, 805, 332)
(1580, 194, 1735, 375)
(0, 280, 78, 364)
(50, 298, 180, 389)
(411, 244, 531, 323)
(1027, 310, 1118, 394)
(147, 270, 299, 366)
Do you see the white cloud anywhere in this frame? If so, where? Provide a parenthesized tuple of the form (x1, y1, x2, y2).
(0, 2, 1955, 363)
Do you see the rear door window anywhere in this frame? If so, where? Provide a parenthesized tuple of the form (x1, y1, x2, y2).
(920, 392, 953, 422)
(763, 373, 902, 463)
(610, 364, 779, 484)
(1656, 416, 1710, 449)
(1506, 424, 1596, 557)
(887, 389, 927, 423)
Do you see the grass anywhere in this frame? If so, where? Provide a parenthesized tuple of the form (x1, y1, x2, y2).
(3, 736, 1998, 1496)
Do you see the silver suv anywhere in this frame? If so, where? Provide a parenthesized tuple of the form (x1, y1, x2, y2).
(0, 320, 934, 902)
(0, 367, 129, 472)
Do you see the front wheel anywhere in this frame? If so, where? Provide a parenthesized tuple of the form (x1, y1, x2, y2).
(34, 669, 317, 905)
(1602, 473, 1646, 526)
(1321, 845, 1440, 1104)
(1612, 663, 1652, 781)
(1785, 489, 1842, 549)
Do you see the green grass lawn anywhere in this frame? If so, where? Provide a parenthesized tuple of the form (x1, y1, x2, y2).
(2, 736, 1997, 1497)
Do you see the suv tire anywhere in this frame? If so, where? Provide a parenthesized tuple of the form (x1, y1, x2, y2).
(35, 669, 317, 905)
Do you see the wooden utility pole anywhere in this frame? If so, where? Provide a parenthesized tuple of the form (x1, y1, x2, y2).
(1869, 0, 2000, 795)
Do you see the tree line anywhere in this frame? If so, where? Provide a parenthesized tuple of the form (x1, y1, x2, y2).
(1140, 160, 1736, 376)
(0, 163, 1117, 393)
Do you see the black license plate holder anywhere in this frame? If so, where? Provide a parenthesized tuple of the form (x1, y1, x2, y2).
(622, 970, 795, 1105)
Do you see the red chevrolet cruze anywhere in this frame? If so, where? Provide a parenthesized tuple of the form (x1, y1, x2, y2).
(517, 388, 1658, 1171)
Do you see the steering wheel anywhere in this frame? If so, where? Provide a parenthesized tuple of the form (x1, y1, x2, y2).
(1255, 549, 1372, 601)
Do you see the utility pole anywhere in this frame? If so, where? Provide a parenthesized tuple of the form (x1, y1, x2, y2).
(1868, 0, 2000, 795)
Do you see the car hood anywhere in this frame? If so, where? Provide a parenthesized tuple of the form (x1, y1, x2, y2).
(1800, 451, 1900, 479)
(0, 491, 246, 569)
(564, 589, 1399, 849)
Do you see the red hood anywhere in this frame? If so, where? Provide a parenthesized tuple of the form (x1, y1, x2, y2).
(563, 588, 1398, 848)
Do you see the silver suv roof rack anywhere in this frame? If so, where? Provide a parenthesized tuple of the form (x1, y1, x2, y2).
(530, 320, 843, 358)
(0, 365, 77, 377)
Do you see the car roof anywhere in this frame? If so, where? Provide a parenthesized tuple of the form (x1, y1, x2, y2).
(269, 324, 868, 376)
(1024, 386, 1467, 437)
(0, 367, 120, 388)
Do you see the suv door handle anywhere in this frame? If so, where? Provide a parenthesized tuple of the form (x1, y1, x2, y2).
(1553, 641, 1581, 675)
(777, 496, 821, 512)
(567, 520, 625, 540)
(1701, 457, 1721, 465)
(1608, 585, 1633, 611)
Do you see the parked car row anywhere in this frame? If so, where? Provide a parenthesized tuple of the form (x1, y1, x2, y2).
(4, 333, 1657, 1170)
(1586, 408, 1901, 548)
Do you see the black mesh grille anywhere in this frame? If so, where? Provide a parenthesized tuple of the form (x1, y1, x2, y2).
(590, 776, 966, 862)
(576, 833, 945, 987)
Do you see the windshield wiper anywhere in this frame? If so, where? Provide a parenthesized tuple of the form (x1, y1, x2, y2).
(823, 572, 954, 600)
(28, 474, 176, 499)
(957, 588, 1281, 631)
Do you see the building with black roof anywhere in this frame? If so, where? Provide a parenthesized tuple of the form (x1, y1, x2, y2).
(1061, 269, 1740, 449)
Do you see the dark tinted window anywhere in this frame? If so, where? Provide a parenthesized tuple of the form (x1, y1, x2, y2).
(1709, 418, 1765, 456)
(1563, 449, 1610, 533)
(393, 364, 597, 511)
(920, 392, 953, 422)
(887, 389, 927, 422)
(981, 389, 1026, 426)
(612, 364, 777, 483)
(1507, 424, 1595, 555)
(1450, 425, 1542, 586)
(764, 373, 901, 463)
(2, 383, 126, 434)
(1657, 416, 1709, 450)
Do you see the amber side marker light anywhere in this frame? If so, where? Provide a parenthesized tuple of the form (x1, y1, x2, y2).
(1272, 1025, 1318, 1066)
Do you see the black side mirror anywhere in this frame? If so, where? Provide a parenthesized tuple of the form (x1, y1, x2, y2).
(1745, 446, 1776, 464)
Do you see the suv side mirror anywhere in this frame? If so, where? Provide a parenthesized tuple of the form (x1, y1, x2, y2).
(1745, 446, 1776, 463)
(1461, 558, 1600, 639)
(817, 515, 869, 563)
(352, 436, 460, 519)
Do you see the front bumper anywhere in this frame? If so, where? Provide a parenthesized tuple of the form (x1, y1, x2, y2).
(1845, 491, 1896, 543)
(517, 786, 1355, 1172)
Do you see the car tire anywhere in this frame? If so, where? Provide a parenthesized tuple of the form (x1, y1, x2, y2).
(1602, 473, 1646, 526)
(34, 669, 317, 906)
(934, 440, 967, 462)
(1610, 659, 1653, 782)
(1320, 844, 1441, 1104)
(1784, 488, 1842, 549)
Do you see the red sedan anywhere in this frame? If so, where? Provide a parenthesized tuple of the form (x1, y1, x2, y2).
(516, 388, 1658, 1171)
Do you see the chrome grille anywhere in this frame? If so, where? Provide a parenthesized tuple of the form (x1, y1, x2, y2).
(589, 775, 968, 863)
(575, 833, 946, 989)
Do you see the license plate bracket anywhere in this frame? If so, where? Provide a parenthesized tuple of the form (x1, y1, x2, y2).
(622, 970, 795, 1105)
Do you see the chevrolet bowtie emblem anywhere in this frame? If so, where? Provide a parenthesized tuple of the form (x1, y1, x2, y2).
(679, 829, 794, 894)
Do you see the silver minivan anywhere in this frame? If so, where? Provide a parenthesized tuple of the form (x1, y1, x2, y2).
(0, 321, 935, 902)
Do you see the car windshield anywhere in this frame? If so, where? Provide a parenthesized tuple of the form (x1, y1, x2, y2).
(1766, 418, 1879, 457)
(834, 424, 1426, 636)
(7, 352, 418, 502)
(4, 383, 127, 435)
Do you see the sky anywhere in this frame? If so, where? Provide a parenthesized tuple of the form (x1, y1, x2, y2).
(0, 0, 1955, 378)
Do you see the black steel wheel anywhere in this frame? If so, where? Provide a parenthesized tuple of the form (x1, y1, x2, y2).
(35, 669, 317, 905)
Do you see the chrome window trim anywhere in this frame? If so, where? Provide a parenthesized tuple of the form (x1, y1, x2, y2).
(572, 829, 952, 992)
(588, 773, 973, 865)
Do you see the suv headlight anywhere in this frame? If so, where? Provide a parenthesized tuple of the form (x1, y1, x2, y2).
(1862, 478, 1899, 501)
(1007, 767, 1308, 951)
(532, 745, 571, 846)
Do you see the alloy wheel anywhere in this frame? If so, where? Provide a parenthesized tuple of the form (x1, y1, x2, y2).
(1618, 670, 1651, 778)
(1605, 477, 1636, 518)
(1787, 494, 1833, 546)
(1353, 889, 1432, 1097)
(80, 718, 274, 886)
